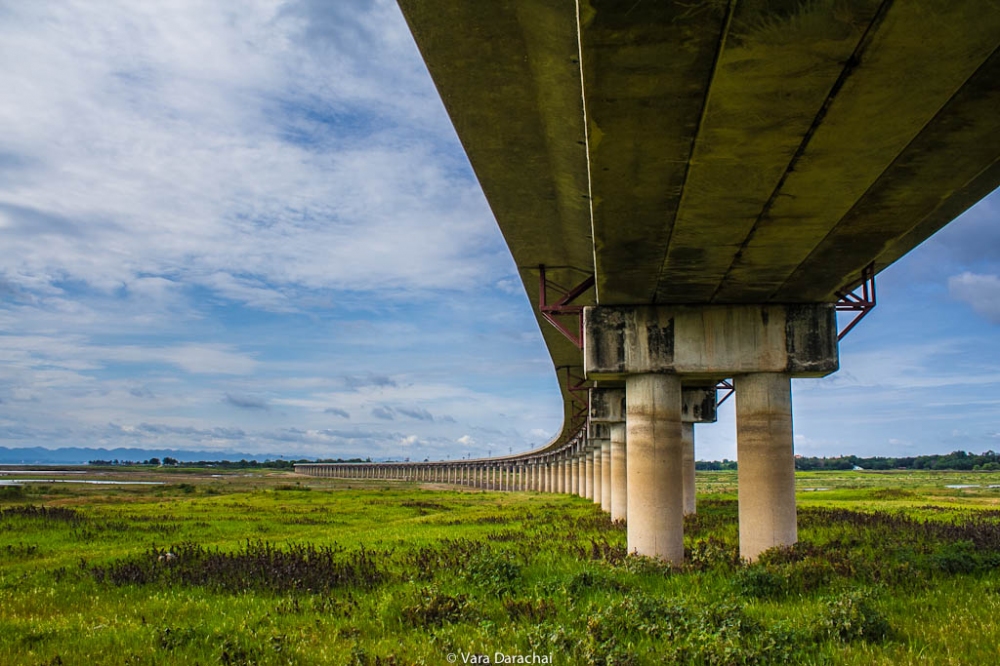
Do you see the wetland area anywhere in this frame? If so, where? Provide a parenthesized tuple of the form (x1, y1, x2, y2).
(1, 467, 999, 665)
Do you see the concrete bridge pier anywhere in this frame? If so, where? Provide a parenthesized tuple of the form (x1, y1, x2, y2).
(584, 446, 594, 499)
(600, 437, 612, 513)
(625, 373, 684, 562)
(589, 423, 608, 507)
(610, 423, 627, 522)
(586, 303, 838, 563)
(591, 389, 627, 521)
(682, 424, 695, 515)
(735, 372, 796, 560)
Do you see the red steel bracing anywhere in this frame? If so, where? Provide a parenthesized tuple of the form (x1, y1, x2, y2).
(564, 367, 591, 407)
(835, 262, 877, 341)
(715, 379, 735, 406)
(538, 265, 595, 348)
(563, 367, 592, 431)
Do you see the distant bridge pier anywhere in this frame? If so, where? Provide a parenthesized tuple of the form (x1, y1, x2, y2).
(584, 444, 594, 500)
(586, 304, 838, 562)
(590, 389, 626, 520)
(589, 423, 608, 507)
(600, 435, 612, 513)
(680, 388, 718, 516)
(681, 424, 695, 515)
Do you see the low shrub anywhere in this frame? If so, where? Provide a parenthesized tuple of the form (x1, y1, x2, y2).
(820, 589, 890, 643)
(89, 541, 385, 593)
(463, 549, 521, 597)
(400, 586, 476, 627)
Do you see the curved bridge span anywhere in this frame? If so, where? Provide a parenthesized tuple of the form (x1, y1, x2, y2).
(299, 0, 1000, 562)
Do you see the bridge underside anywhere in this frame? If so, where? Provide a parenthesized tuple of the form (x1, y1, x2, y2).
(396, 0, 1000, 451)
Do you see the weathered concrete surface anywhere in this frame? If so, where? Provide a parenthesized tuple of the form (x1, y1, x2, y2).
(625, 373, 684, 563)
(601, 438, 612, 513)
(585, 448, 594, 500)
(570, 455, 583, 496)
(682, 423, 696, 516)
(682, 389, 718, 424)
(590, 388, 625, 423)
(610, 422, 627, 522)
(592, 441, 603, 506)
(735, 373, 797, 561)
(585, 304, 838, 381)
(595, 387, 717, 424)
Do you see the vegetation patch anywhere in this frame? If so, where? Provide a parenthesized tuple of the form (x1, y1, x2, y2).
(0, 469, 999, 664)
(89, 541, 385, 593)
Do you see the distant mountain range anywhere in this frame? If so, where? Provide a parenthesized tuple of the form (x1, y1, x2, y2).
(0, 446, 313, 465)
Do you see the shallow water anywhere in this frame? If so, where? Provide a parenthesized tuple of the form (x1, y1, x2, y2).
(0, 479, 164, 486)
(0, 470, 88, 475)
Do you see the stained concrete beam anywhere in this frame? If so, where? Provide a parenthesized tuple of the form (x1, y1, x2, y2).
(584, 304, 838, 380)
(591, 387, 717, 423)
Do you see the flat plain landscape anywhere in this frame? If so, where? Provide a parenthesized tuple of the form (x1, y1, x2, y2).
(1, 467, 999, 665)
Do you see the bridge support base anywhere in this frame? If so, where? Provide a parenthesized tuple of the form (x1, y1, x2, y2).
(736, 372, 797, 561)
(610, 423, 627, 522)
(625, 373, 684, 563)
(682, 423, 696, 516)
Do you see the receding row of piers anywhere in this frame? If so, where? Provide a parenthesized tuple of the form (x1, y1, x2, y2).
(294, 456, 613, 494)
(297, 303, 840, 563)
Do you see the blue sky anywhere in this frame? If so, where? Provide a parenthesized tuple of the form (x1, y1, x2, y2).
(0, 1, 998, 461)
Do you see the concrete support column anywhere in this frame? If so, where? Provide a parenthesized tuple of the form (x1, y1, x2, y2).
(564, 458, 572, 494)
(592, 443, 603, 505)
(601, 438, 612, 513)
(610, 422, 627, 522)
(585, 448, 594, 499)
(682, 423, 696, 515)
(571, 456, 580, 497)
(626, 373, 684, 563)
(735, 372, 796, 561)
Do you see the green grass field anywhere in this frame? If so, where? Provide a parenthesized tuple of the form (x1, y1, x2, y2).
(1, 468, 999, 665)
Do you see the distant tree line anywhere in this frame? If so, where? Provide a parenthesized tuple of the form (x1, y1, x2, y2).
(87, 457, 372, 468)
(695, 450, 1000, 472)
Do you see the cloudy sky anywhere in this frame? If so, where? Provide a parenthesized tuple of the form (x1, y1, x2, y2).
(1, 1, 998, 461)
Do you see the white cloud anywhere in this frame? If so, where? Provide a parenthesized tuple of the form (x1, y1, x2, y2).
(948, 272, 1000, 323)
(157, 345, 258, 376)
(457, 435, 474, 446)
(0, 0, 508, 314)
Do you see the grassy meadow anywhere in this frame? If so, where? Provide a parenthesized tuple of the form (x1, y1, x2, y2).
(1, 468, 999, 665)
